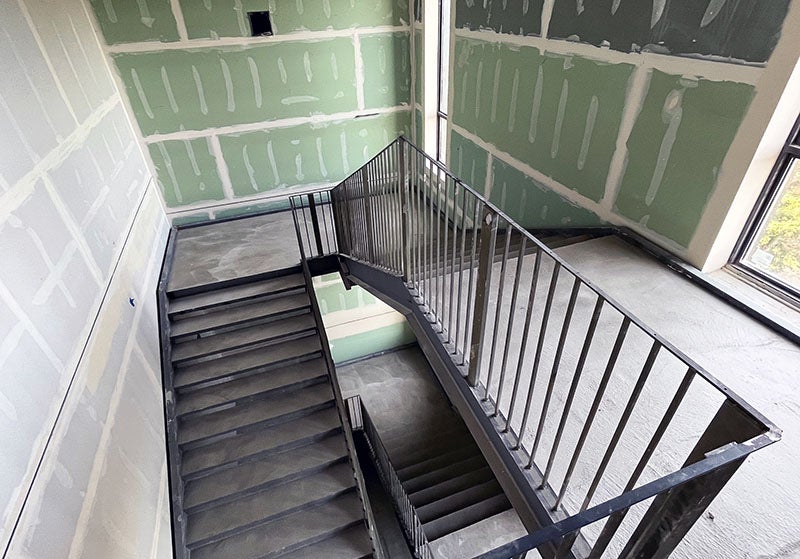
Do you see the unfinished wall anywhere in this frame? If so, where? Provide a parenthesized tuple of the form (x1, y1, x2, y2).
(88, 0, 413, 220)
(313, 274, 415, 364)
(449, 0, 793, 262)
(0, 0, 170, 556)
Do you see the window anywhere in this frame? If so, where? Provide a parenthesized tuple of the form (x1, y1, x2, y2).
(436, 0, 450, 163)
(733, 114, 800, 306)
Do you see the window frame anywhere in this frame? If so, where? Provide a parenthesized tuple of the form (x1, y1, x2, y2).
(730, 113, 800, 308)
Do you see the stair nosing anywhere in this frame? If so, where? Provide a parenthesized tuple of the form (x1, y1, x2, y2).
(181, 420, 343, 481)
(169, 280, 306, 318)
(178, 397, 336, 450)
(184, 451, 350, 514)
(176, 370, 330, 418)
(186, 483, 358, 550)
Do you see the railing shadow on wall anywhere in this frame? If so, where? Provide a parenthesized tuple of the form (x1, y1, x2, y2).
(289, 137, 781, 559)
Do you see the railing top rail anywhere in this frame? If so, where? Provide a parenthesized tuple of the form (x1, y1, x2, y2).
(325, 136, 779, 437)
(471, 429, 776, 559)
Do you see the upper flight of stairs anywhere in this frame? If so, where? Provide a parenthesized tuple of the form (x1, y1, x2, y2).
(164, 269, 374, 559)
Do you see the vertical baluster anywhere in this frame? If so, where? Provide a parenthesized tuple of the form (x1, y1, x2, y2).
(484, 222, 513, 401)
(527, 276, 582, 467)
(515, 261, 562, 449)
(448, 177, 459, 346)
(430, 162, 439, 322)
(461, 196, 481, 366)
(494, 236, 526, 417)
(541, 295, 604, 488)
(454, 183, 468, 357)
(588, 367, 696, 558)
(398, 142, 409, 280)
(555, 317, 631, 510)
(419, 152, 429, 305)
(427, 158, 436, 318)
(441, 170, 451, 339)
(467, 208, 498, 388)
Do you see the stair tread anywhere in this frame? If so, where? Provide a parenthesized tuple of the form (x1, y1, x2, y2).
(387, 422, 472, 470)
(396, 443, 478, 482)
(274, 525, 373, 559)
(174, 336, 322, 389)
(417, 479, 503, 524)
(187, 463, 357, 547)
(171, 292, 310, 338)
(169, 274, 305, 316)
(410, 466, 495, 508)
(171, 312, 316, 364)
(178, 382, 334, 446)
(181, 406, 343, 478)
(176, 357, 328, 416)
(423, 493, 511, 541)
(184, 420, 346, 509)
(403, 454, 488, 494)
(190, 492, 366, 559)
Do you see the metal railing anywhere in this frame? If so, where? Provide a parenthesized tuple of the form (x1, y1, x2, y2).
(289, 190, 339, 259)
(286, 206, 385, 559)
(346, 395, 433, 559)
(289, 137, 780, 559)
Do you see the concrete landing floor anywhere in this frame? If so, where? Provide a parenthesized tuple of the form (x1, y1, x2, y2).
(169, 211, 312, 292)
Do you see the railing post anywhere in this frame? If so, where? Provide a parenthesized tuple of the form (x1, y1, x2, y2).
(307, 193, 324, 256)
(361, 166, 376, 263)
(467, 207, 497, 387)
(617, 400, 763, 559)
(398, 140, 409, 281)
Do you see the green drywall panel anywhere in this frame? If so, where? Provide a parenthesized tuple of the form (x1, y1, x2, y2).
(361, 33, 411, 109)
(113, 38, 358, 135)
(614, 71, 754, 247)
(88, 0, 179, 44)
(329, 323, 416, 363)
(213, 200, 291, 219)
(452, 38, 632, 202)
(490, 158, 602, 228)
(180, 0, 409, 39)
(219, 112, 410, 195)
(148, 138, 226, 207)
(414, 107, 423, 145)
(455, 0, 544, 36)
(450, 130, 488, 194)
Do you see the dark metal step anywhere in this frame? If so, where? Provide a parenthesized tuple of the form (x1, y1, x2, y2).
(183, 421, 346, 511)
(416, 479, 503, 524)
(171, 311, 316, 366)
(176, 357, 328, 417)
(402, 454, 487, 494)
(274, 525, 373, 559)
(409, 466, 495, 508)
(395, 443, 479, 483)
(178, 382, 334, 448)
(170, 292, 310, 341)
(189, 492, 366, 559)
(181, 405, 342, 480)
(173, 335, 322, 390)
(168, 273, 305, 317)
(423, 493, 511, 541)
(187, 463, 357, 548)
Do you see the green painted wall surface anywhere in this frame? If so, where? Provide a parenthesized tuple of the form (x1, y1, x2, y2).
(148, 138, 226, 206)
(219, 112, 410, 197)
(413, 28, 422, 104)
(88, 0, 179, 44)
(313, 273, 415, 364)
(490, 158, 602, 228)
(361, 33, 411, 108)
(455, 0, 543, 36)
(180, 0, 409, 39)
(112, 39, 360, 135)
(614, 72, 754, 246)
(450, 130, 488, 193)
(452, 38, 633, 202)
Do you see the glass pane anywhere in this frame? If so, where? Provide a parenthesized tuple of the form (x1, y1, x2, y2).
(438, 0, 451, 115)
(438, 115, 447, 163)
(743, 157, 800, 292)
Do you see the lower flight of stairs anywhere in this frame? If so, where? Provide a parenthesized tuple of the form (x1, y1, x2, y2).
(380, 415, 513, 545)
(164, 268, 374, 559)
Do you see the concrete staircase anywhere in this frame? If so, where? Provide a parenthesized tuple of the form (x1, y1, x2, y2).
(165, 269, 374, 559)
